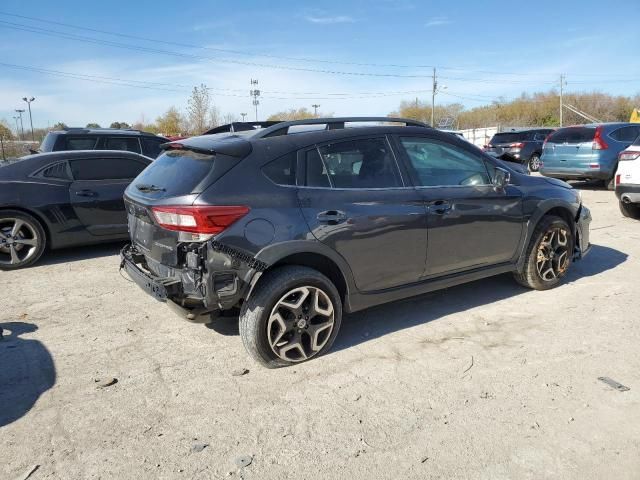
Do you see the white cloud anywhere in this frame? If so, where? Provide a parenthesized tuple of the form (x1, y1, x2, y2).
(426, 16, 452, 27)
(305, 15, 355, 25)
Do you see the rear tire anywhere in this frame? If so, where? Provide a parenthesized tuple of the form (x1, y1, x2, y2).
(0, 210, 46, 270)
(619, 201, 640, 219)
(528, 154, 541, 172)
(239, 266, 342, 368)
(513, 215, 573, 290)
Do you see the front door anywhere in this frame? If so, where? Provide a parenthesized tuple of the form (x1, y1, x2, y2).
(297, 136, 427, 292)
(395, 135, 524, 277)
(68, 156, 148, 236)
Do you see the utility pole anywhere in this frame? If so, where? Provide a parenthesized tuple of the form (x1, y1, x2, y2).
(15, 109, 25, 140)
(250, 79, 260, 121)
(240, 113, 247, 122)
(23, 97, 35, 141)
(431, 67, 437, 128)
(559, 74, 566, 127)
(312, 104, 320, 117)
(13, 116, 20, 139)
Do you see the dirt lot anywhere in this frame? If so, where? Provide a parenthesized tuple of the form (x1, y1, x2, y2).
(1, 183, 639, 480)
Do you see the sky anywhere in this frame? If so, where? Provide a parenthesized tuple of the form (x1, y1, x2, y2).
(1, 0, 639, 130)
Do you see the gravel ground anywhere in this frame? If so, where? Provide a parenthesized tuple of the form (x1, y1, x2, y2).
(1, 183, 639, 480)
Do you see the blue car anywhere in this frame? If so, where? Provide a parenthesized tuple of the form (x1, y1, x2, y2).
(540, 123, 640, 189)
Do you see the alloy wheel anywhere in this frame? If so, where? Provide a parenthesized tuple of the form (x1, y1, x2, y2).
(529, 155, 541, 172)
(536, 227, 570, 282)
(0, 218, 40, 267)
(267, 286, 335, 362)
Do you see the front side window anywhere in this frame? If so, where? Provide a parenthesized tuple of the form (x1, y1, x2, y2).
(65, 136, 99, 150)
(69, 158, 147, 181)
(103, 137, 142, 153)
(399, 137, 491, 187)
(305, 137, 401, 189)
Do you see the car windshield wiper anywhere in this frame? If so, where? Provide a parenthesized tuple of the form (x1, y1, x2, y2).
(136, 183, 165, 193)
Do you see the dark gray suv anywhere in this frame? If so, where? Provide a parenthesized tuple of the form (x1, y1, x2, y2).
(121, 117, 592, 368)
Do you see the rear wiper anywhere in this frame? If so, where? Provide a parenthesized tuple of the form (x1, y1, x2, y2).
(136, 183, 165, 193)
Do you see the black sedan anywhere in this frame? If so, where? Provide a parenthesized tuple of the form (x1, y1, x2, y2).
(0, 150, 152, 270)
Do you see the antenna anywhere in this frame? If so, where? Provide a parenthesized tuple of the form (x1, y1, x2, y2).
(250, 79, 260, 121)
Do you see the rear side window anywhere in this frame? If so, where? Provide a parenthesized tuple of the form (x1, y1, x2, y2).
(70, 158, 147, 180)
(305, 137, 401, 189)
(132, 150, 214, 195)
(546, 127, 595, 144)
(65, 136, 99, 150)
(39, 132, 59, 152)
(142, 137, 166, 158)
(533, 132, 550, 141)
(102, 137, 142, 153)
(262, 152, 296, 185)
(37, 161, 72, 180)
(610, 126, 640, 143)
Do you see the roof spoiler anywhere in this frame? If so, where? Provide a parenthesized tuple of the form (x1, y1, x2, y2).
(162, 135, 252, 158)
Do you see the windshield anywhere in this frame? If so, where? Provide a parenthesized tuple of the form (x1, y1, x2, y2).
(132, 149, 215, 196)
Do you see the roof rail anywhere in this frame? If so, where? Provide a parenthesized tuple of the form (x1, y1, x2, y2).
(253, 117, 429, 139)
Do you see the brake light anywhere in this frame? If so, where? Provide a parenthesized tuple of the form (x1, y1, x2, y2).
(619, 151, 640, 161)
(592, 126, 608, 150)
(509, 142, 524, 149)
(616, 174, 621, 185)
(152, 205, 250, 234)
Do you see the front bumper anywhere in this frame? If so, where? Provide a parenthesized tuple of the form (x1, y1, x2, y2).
(574, 205, 592, 260)
(120, 244, 213, 323)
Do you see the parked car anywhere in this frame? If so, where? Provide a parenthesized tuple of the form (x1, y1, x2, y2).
(0, 150, 152, 270)
(485, 129, 554, 172)
(39, 128, 169, 158)
(121, 117, 592, 368)
(615, 135, 640, 218)
(540, 123, 640, 189)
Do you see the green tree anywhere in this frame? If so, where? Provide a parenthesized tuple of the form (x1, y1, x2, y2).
(267, 107, 317, 121)
(0, 120, 15, 140)
(85, 123, 101, 128)
(109, 121, 130, 129)
(155, 107, 185, 136)
(52, 122, 68, 130)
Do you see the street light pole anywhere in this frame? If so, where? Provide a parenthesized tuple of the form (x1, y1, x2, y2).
(312, 104, 320, 117)
(22, 97, 35, 141)
(13, 116, 20, 138)
(240, 113, 247, 122)
(15, 109, 25, 140)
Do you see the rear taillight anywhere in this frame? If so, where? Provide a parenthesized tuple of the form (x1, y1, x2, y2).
(152, 205, 250, 234)
(509, 142, 524, 148)
(592, 126, 609, 150)
(543, 133, 553, 148)
(619, 151, 640, 161)
(616, 174, 621, 185)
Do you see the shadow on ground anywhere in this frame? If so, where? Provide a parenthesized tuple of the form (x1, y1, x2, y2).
(205, 244, 627, 354)
(566, 180, 608, 191)
(0, 322, 56, 427)
(38, 242, 126, 267)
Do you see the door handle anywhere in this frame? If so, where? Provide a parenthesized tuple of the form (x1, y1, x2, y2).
(317, 210, 347, 224)
(429, 200, 452, 215)
(75, 189, 97, 197)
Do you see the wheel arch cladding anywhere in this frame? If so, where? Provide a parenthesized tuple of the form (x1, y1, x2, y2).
(268, 252, 349, 304)
(0, 206, 50, 247)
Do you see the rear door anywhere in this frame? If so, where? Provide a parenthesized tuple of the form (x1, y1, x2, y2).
(395, 134, 524, 276)
(68, 156, 149, 236)
(297, 136, 428, 292)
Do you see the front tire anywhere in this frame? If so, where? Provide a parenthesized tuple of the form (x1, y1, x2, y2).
(513, 215, 573, 290)
(619, 200, 640, 219)
(239, 266, 342, 368)
(0, 210, 46, 270)
(528, 154, 541, 172)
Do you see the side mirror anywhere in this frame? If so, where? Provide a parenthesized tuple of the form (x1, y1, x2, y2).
(493, 167, 511, 188)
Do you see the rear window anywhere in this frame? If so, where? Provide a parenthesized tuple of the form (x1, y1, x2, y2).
(132, 150, 214, 195)
(39, 132, 59, 152)
(546, 127, 595, 144)
(489, 132, 528, 144)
